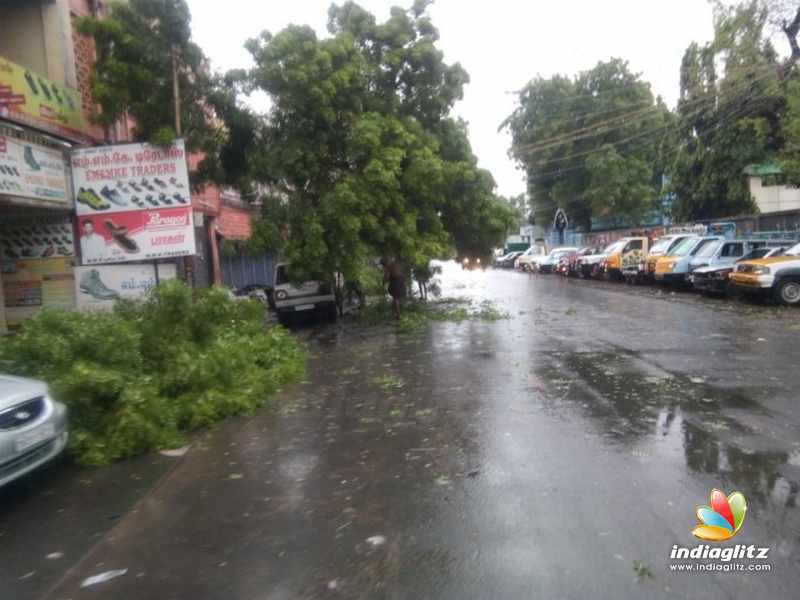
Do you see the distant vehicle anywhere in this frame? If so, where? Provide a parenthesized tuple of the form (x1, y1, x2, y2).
(729, 241, 800, 305)
(516, 244, 548, 271)
(555, 247, 596, 276)
(578, 241, 621, 278)
(272, 262, 337, 325)
(494, 251, 524, 269)
(461, 256, 484, 270)
(654, 236, 724, 284)
(645, 234, 697, 278)
(603, 237, 649, 280)
(692, 246, 785, 295)
(537, 247, 579, 274)
(686, 239, 767, 287)
(0, 375, 68, 488)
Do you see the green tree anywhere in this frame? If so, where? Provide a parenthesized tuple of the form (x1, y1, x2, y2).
(502, 59, 670, 230)
(245, 1, 513, 280)
(669, 1, 800, 220)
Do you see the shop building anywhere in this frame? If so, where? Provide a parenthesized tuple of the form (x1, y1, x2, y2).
(0, 0, 105, 332)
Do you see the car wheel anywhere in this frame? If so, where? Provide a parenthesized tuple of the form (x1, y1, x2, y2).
(776, 279, 800, 305)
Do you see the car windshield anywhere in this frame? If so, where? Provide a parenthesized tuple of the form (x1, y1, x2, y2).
(741, 248, 772, 260)
(275, 265, 289, 285)
(670, 237, 699, 256)
(695, 240, 722, 258)
(649, 238, 674, 253)
(602, 241, 625, 254)
(690, 238, 718, 256)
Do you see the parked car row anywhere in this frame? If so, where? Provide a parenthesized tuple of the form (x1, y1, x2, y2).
(500, 234, 800, 306)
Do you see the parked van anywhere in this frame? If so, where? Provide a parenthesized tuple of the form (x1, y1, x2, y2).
(654, 236, 723, 284)
(686, 239, 767, 285)
(645, 234, 696, 277)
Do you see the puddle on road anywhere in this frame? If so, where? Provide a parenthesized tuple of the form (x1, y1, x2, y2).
(532, 350, 800, 537)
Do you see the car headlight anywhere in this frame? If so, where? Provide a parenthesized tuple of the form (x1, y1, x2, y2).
(275, 289, 288, 300)
(753, 266, 771, 275)
(476, 258, 481, 264)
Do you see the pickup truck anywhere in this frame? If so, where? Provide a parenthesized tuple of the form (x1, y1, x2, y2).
(604, 237, 649, 280)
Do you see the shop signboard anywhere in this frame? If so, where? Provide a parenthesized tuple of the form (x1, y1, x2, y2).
(0, 57, 86, 140)
(70, 140, 195, 265)
(74, 263, 177, 311)
(0, 135, 71, 207)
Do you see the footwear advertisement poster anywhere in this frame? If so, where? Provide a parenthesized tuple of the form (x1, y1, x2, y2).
(0, 214, 75, 261)
(0, 135, 71, 207)
(74, 263, 177, 311)
(70, 140, 196, 265)
(0, 57, 87, 140)
(1, 257, 75, 329)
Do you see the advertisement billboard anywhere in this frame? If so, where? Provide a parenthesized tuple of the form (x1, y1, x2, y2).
(0, 135, 71, 207)
(70, 140, 196, 265)
(74, 263, 177, 311)
(0, 57, 86, 140)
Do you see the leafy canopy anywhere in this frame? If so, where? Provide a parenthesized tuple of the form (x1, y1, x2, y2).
(245, 1, 515, 280)
(502, 59, 671, 230)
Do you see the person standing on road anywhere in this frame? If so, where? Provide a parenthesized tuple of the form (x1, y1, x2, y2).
(381, 258, 405, 319)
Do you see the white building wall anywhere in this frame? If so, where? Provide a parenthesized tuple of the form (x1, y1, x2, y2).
(750, 177, 800, 214)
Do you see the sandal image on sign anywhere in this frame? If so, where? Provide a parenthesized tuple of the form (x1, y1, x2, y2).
(104, 220, 140, 254)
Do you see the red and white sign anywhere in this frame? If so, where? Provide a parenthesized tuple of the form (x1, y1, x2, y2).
(70, 140, 195, 265)
(77, 207, 195, 265)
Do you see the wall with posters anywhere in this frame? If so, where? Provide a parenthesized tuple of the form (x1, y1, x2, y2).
(0, 134, 71, 208)
(74, 263, 177, 311)
(1, 257, 75, 328)
(0, 213, 77, 329)
(71, 140, 196, 265)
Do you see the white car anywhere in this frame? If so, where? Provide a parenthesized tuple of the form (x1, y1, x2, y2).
(0, 375, 68, 487)
(272, 262, 338, 324)
(536, 247, 579, 273)
(515, 244, 548, 271)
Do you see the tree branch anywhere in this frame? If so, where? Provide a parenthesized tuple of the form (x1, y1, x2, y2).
(781, 4, 800, 78)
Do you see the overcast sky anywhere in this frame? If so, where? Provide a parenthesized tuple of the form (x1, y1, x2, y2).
(188, 0, 718, 198)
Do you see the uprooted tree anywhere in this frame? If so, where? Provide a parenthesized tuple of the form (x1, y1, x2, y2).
(244, 1, 517, 282)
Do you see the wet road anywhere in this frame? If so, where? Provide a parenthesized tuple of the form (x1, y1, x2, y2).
(4, 264, 800, 599)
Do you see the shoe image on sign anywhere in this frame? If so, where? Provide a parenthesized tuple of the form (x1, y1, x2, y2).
(24, 70, 39, 95)
(76, 188, 110, 211)
(79, 269, 120, 300)
(104, 220, 140, 254)
(23, 146, 41, 171)
(100, 186, 126, 206)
